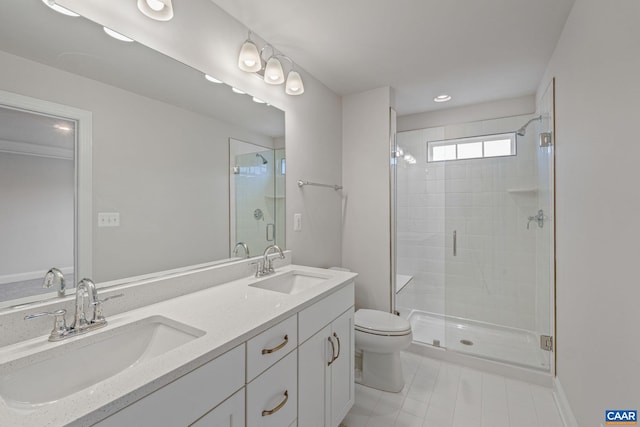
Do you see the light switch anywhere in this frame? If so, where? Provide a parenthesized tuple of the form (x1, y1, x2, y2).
(293, 213, 302, 231)
(98, 212, 120, 227)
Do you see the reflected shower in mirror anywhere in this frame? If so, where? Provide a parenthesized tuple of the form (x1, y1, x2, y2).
(230, 139, 286, 258)
(0, 0, 285, 309)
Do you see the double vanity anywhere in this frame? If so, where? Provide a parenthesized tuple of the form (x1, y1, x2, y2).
(0, 255, 356, 426)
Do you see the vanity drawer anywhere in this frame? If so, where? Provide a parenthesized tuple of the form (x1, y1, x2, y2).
(298, 282, 354, 343)
(246, 314, 297, 381)
(96, 344, 245, 427)
(246, 349, 297, 427)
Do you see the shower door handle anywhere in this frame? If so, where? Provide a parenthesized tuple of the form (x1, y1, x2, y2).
(266, 223, 275, 241)
(453, 230, 457, 256)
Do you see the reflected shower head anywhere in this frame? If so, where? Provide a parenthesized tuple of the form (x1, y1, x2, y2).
(516, 115, 543, 137)
(256, 153, 268, 164)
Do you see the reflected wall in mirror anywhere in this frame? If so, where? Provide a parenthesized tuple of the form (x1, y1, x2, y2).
(230, 139, 286, 258)
(0, 105, 75, 303)
(0, 0, 285, 309)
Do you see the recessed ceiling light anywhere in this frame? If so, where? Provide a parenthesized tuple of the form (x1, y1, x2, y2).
(434, 94, 452, 103)
(204, 74, 223, 84)
(252, 97, 266, 104)
(41, 0, 79, 17)
(54, 124, 73, 132)
(231, 87, 246, 95)
(103, 27, 134, 43)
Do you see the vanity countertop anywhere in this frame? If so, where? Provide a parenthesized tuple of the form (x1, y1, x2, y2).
(0, 264, 357, 426)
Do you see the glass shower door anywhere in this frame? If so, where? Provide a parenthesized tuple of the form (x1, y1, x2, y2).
(443, 115, 554, 371)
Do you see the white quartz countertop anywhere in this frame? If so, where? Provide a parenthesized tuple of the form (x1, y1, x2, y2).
(0, 264, 357, 426)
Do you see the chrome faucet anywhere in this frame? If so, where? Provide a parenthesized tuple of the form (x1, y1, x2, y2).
(233, 242, 250, 258)
(25, 278, 123, 342)
(43, 267, 66, 297)
(72, 278, 99, 330)
(257, 245, 285, 277)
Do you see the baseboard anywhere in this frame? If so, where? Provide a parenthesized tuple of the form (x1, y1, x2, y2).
(0, 266, 73, 285)
(553, 376, 578, 427)
(408, 342, 554, 387)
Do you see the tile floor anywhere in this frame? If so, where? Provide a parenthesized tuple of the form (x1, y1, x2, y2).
(342, 351, 564, 427)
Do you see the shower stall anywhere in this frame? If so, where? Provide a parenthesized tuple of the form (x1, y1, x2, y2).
(394, 102, 555, 371)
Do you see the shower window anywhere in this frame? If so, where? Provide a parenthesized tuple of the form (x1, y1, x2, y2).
(427, 132, 516, 162)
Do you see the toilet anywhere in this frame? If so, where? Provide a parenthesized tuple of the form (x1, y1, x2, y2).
(354, 309, 413, 393)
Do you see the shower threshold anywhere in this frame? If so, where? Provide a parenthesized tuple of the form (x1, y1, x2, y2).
(406, 310, 549, 370)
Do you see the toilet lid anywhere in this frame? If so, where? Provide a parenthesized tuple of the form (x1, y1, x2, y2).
(355, 309, 412, 336)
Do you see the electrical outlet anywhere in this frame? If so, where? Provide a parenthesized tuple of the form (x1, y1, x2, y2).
(98, 212, 120, 227)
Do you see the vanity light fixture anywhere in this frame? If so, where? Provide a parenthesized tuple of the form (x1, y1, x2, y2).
(103, 27, 134, 43)
(204, 74, 223, 84)
(137, 0, 174, 22)
(41, 0, 79, 17)
(434, 94, 452, 103)
(238, 32, 262, 73)
(264, 56, 285, 85)
(237, 33, 305, 96)
(285, 70, 305, 95)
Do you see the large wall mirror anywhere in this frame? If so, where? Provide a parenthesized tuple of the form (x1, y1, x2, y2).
(0, 0, 285, 309)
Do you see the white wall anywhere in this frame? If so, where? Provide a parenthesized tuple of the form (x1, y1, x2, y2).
(60, 0, 344, 269)
(538, 0, 640, 424)
(342, 87, 393, 311)
(0, 51, 272, 282)
(0, 152, 73, 282)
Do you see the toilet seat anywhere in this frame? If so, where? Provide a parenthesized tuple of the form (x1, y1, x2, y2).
(355, 309, 411, 337)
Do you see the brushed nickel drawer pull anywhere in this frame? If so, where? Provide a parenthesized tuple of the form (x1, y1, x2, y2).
(262, 390, 288, 416)
(333, 332, 341, 361)
(327, 336, 336, 366)
(262, 335, 288, 355)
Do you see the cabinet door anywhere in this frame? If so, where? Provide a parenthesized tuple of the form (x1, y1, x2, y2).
(298, 325, 331, 427)
(330, 308, 355, 427)
(190, 388, 244, 427)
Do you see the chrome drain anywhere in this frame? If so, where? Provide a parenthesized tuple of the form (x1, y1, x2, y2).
(460, 339, 474, 346)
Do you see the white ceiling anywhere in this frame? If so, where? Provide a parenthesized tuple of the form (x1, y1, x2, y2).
(210, 0, 575, 115)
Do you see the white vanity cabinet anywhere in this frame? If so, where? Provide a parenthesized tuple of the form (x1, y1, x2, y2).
(94, 344, 245, 427)
(298, 283, 355, 427)
(190, 388, 245, 427)
(92, 280, 355, 427)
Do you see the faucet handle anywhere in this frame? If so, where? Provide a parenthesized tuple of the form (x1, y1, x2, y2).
(91, 293, 124, 323)
(25, 309, 69, 341)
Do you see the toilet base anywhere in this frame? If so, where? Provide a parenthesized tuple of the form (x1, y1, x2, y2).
(359, 350, 405, 393)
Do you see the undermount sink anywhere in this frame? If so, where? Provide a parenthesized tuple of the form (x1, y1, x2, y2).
(250, 270, 330, 295)
(0, 316, 204, 408)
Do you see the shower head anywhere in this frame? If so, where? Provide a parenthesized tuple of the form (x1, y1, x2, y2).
(516, 115, 543, 137)
(256, 153, 268, 164)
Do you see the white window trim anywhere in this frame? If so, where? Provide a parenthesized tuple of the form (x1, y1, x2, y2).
(427, 132, 517, 162)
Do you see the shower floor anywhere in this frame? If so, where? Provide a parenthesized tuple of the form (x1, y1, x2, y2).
(407, 310, 549, 370)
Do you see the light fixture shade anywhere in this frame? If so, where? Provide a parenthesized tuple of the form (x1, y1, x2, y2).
(264, 57, 285, 85)
(137, 0, 174, 21)
(238, 40, 261, 72)
(285, 70, 305, 95)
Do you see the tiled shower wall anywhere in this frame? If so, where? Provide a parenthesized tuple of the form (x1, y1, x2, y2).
(396, 114, 548, 331)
